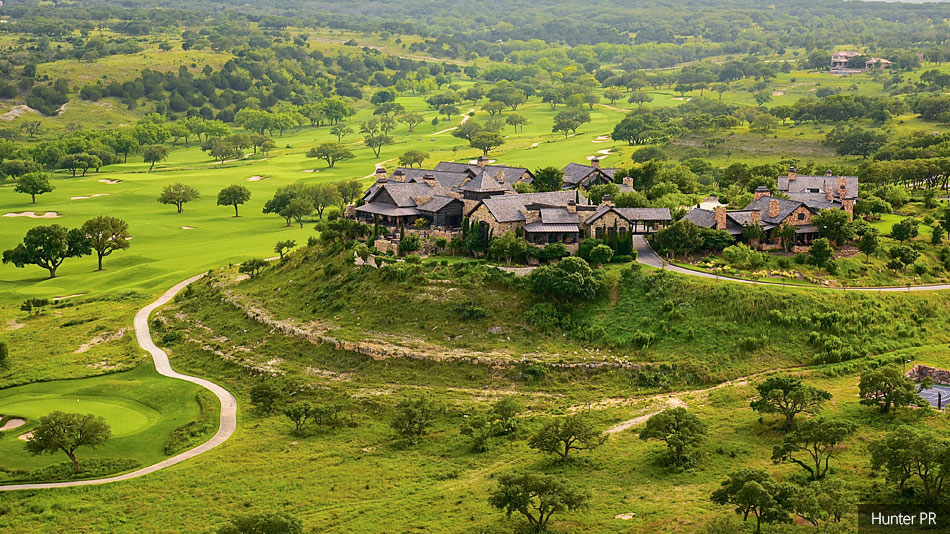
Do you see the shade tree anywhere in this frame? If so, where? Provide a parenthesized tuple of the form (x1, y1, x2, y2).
(80, 216, 131, 270)
(2, 224, 90, 278)
(639, 407, 707, 466)
(771, 418, 857, 480)
(14, 172, 54, 204)
(158, 182, 200, 213)
(216, 185, 251, 217)
(25, 411, 111, 472)
(527, 413, 606, 461)
(749, 376, 832, 425)
(488, 472, 589, 532)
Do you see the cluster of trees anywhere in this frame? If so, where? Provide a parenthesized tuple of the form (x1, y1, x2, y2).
(2, 216, 132, 277)
(263, 180, 362, 227)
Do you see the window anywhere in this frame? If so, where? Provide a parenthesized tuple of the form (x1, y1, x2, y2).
(797, 213, 805, 221)
(805, 188, 820, 193)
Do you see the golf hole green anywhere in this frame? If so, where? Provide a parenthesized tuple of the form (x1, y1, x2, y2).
(0, 394, 160, 438)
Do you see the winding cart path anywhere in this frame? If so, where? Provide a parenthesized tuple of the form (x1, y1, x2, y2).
(0, 274, 238, 491)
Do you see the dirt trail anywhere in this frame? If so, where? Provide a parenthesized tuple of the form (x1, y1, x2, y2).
(597, 368, 795, 435)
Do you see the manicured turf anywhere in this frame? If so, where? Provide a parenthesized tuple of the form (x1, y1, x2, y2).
(0, 363, 206, 474)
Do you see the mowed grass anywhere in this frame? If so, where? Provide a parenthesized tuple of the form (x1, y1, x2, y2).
(0, 363, 206, 475)
(0, 90, 632, 305)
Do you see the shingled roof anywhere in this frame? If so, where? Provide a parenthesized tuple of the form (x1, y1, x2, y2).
(585, 206, 672, 225)
(433, 162, 532, 185)
(744, 196, 807, 225)
(478, 191, 585, 223)
(460, 170, 512, 193)
(561, 162, 618, 188)
(778, 173, 858, 201)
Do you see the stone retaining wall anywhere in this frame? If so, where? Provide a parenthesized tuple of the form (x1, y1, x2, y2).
(906, 364, 950, 385)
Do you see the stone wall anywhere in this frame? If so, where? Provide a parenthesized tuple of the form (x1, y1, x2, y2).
(468, 204, 523, 236)
(906, 364, 950, 385)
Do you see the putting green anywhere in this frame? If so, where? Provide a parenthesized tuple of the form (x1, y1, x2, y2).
(0, 394, 159, 438)
(0, 364, 207, 476)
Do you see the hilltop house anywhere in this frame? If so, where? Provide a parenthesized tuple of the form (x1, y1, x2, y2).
(778, 167, 858, 209)
(684, 178, 856, 250)
(353, 159, 671, 252)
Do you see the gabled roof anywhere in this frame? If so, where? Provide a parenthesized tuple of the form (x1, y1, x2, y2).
(561, 162, 618, 187)
(433, 162, 533, 184)
(365, 181, 450, 208)
(682, 208, 748, 235)
(478, 191, 584, 223)
(778, 174, 858, 200)
(396, 167, 471, 189)
(744, 196, 807, 225)
(460, 170, 512, 193)
(585, 206, 671, 226)
(417, 196, 460, 213)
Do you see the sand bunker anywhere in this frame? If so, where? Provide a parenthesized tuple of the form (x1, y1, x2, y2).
(530, 142, 540, 148)
(597, 149, 612, 155)
(0, 418, 25, 432)
(18, 430, 33, 441)
(71, 193, 110, 200)
(6, 319, 24, 331)
(301, 169, 317, 173)
(469, 159, 496, 164)
(180, 226, 196, 230)
(592, 135, 611, 143)
(247, 175, 268, 182)
(99, 179, 123, 184)
(4, 211, 62, 219)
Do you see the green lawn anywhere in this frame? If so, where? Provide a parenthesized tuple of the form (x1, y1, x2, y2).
(0, 363, 207, 477)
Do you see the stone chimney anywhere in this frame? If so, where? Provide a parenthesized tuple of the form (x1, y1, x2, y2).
(788, 166, 797, 181)
(768, 199, 780, 219)
(423, 173, 436, 187)
(601, 194, 613, 207)
(623, 176, 634, 189)
(494, 169, 505, 184)
(826, 169, 833, 176)
(591, 158, 600, 169)
(714, 206, 727, 230)
(754, 186, 770, 200)
(749, 210, 761, 227)
(826, 187, 834, 202)
(837, 176, 847, 194)
(843, 198, 855, 217)
(476, 155, 488, 168)
(567, 200, 576, 214)
(392, 169, 406, 183)
(375, 167, 388, 183)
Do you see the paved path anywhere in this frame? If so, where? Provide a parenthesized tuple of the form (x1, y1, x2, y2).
(0, 274, 238, 491)
(633, 236, 950, 292)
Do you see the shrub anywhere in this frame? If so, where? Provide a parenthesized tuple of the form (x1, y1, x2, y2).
(526, 303, 559, 330)
(630, 329, 656, 349)
(455, 301, 487, 320)
(521, 362, 548, 382)
(404, 254, 421, 264)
